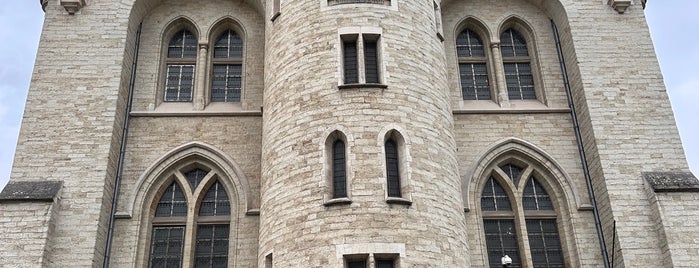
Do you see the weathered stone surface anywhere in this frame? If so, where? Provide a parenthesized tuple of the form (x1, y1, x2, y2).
(0, 181, 62, 202)
(644, 172, 699, 192)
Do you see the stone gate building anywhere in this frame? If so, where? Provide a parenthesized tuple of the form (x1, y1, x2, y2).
(1, 0, 698, 267)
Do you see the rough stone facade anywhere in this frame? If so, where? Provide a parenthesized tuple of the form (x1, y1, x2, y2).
(1, 0, 697, 267)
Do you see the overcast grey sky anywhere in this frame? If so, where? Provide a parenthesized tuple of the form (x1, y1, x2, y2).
(0, 1, 697, 191)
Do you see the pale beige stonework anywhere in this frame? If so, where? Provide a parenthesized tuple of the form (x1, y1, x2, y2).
(1, 0, 697, 267)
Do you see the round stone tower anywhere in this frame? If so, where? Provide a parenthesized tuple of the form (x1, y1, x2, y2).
(259, 0, 468, 266)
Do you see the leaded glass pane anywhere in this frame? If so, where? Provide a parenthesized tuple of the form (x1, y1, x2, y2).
(456, 29, 485, 57)
(164, 65, 194, 102)
(376, 260, 394, 268)
(500, 29, 528, 57)
(155, 182, 187, 217)
(168, 30, 197, 59)
(483, 219, 521, 268)
(526, 219, 565, 268)
(149, 226, 185, 268)
(523, 178, 554, 211)
(385, 139, 401, 197)
(195, 224, 229, 268)
(481, 177, 511, 211)
(459, 63, 490, 100)
(184, 168, 208, 192)
(364, 40, 379, 83)
(199, 181, 230, 216)
(213, 30, 243, 59)
(504, 63, 535, 100)
(500, 164, 523, 186)
(347, 260, 366, 268)
(211, 64, 242, 102)
(343, 40, 358, 84)
(332, 140, 347, 198)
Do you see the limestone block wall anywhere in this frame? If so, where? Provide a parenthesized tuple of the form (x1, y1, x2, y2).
(260, 0, 468, 266)
(0, 201, 58, 267)
(9, 0, 134, 266)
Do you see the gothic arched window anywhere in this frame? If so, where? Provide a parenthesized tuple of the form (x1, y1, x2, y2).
(480, 162, 566, 268)
(211, 29, 243, 102)
(500, 28, 535, 100)
(164, 29, 197, 102)
(457, 28, 490, 100)
(385, 139, 401, 198)
(148, 166, 232, 268)
(332, 140, 347, 198)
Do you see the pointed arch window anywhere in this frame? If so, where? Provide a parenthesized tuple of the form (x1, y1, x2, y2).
(165, 30, 197, 102)
(211, 29, 243, 102)
(332, 140, 347, 198)
(480, 162, 566, 268)
(457, 29, 490, 100)
(148, 166, 233, 268)
(500, 29, 535, 100)
(385, 139, 401, 198)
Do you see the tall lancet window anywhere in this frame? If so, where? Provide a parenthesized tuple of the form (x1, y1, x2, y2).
(165, 30, 197, 102)
(385, 139, 401, 198)
(211, 29, 243, 102)
(457, 28, 490, 100)
(481, 177, 521, 268)
(332, 140, 347, 198)
(500, 28, 535, 100)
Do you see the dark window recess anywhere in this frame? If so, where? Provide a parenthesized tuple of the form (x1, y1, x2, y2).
(184, 168, 208, 191)
(459, 63, 490, 100)
(194, 224, 230, 268)
(212, 30, 243, 103)
(332, 140, 347, 198)
(155, 182, 188, 217)
(483, 219, 521, 268)
(376, 259, 395, 268)
(149, 226, 185, 268)
(385, 140, 401, 197)
(343, 40, 358, 84)
(526, 219, 565, 268)
(500, 164, 523, 186)
(211, 64, 242, 102)
(364, 40, 379, 83)
(480, 177, 511, 211)
(168, 30, 197, 59)
(199, 181, 231, 216)
(523, 178, 554, 211)
(165, 65, 195, 102)
(347, 260, 367, 268)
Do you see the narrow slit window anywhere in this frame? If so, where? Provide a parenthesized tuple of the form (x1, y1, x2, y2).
(332, 140, 347, 198)
(343, 38, 359, 84)
(385, 139, 401, 197)
(364, 39, 379, 83)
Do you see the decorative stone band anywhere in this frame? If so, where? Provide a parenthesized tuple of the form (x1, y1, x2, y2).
(643, 172, 699, 193)
(0, 181, 63, 202)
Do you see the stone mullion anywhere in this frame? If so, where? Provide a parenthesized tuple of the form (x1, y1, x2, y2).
(490, 42, 510, 107)
(194, 43, 209, 110)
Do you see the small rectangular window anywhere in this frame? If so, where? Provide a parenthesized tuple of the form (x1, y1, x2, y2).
(376, 259, 395, 268)
(344, 254, 369, 268)
(363, 39, 379, 84)
(265, 253, 273, 268)
(342, 38, 359, 84)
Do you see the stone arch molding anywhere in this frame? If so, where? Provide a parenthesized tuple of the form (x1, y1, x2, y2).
(462, 137, 589, 211)
(120, 141, 253, 218)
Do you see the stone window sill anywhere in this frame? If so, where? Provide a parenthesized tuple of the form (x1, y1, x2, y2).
(386, 197, 412, 206)
(324, 197, 352, 207)
(338, 83, 388, 90)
